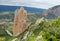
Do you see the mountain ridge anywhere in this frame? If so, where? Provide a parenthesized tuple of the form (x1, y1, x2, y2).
(0, 5, 46, 13)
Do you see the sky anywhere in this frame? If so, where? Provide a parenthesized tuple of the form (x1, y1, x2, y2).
(0, 0, 60, 9)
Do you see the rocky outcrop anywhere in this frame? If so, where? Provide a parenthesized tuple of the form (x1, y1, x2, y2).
(41, 5, 60, 19)
(13, 7, 30, 36)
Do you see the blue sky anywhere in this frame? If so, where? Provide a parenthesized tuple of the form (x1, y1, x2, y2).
(0, 0, 60, 9)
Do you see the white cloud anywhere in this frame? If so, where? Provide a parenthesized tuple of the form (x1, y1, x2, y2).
(0, 0, 60, 9)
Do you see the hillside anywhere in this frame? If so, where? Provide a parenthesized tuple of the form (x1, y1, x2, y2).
(1, 17, 60, 41)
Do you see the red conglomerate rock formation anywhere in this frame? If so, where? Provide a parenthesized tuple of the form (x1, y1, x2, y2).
(13, 7, 30, 36)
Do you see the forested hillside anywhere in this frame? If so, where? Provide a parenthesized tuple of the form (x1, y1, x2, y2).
(0, 17, 60, 41)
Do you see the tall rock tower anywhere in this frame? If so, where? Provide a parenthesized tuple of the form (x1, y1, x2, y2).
(13, 7, 29, 36)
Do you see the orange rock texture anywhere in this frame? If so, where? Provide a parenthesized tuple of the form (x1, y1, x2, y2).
(13, 7, 30, 36)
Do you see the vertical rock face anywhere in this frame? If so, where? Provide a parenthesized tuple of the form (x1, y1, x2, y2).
(13, 7, 30, 36)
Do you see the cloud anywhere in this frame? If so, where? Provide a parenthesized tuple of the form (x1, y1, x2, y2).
(0, 0, 60, 9)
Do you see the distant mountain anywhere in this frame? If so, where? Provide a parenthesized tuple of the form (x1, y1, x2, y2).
(0, 5, 46, 13)
(42, 5, 60, 19)
(49, 5, 60, 16)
